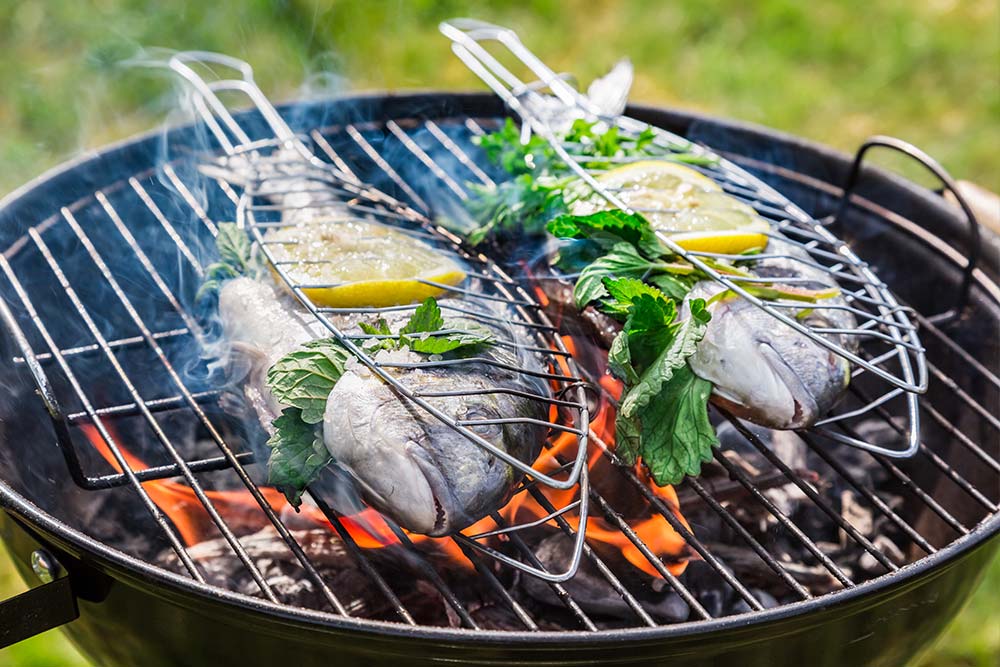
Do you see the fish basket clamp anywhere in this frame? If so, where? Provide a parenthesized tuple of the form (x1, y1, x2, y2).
(166, 52, 593, 582)
(439, 19, 929, 458)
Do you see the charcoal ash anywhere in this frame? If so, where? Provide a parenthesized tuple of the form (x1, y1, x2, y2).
(519, 532, 689, 625)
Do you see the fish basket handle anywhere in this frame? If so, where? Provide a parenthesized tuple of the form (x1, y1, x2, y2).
(834, 135, 982, 324)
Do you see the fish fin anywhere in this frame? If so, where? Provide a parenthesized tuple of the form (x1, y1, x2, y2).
(587, 58, 633, 117)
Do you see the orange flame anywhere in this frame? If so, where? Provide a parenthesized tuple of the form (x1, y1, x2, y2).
(80, 424, 397, 550)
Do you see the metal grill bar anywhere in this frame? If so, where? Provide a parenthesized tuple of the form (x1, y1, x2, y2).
(720, 413, 897, 573)
(53, 206, 364, 613)
(799, 432, 937, 555)
(367, 110, 990, 600)
(0, 254, 206, 580)
(586, 428, 766, 610)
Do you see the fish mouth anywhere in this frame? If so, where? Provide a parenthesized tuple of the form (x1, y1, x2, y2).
(405, 439, 462, 536)
(758, 342, 818, 428)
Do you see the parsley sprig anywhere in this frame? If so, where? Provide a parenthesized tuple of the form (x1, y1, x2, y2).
(263, 298, 493, 506)
(466, 118, 717, 246)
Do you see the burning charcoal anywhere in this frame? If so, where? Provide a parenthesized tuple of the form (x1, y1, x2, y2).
(520, 533, 689, 623)
(159, 527, 434, 619)
(731, 588, 779, 615)
(680, 560, 733, 618)
(701, 543, 842, 598)
(838, 490, 874, 548)
(858, 536, 906, 575)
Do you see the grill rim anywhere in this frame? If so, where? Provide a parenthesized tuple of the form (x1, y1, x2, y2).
(0, 91, 998, 643)
(3, 489, 998, 644)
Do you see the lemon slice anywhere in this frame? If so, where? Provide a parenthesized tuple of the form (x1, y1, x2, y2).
(571, 160, 770, 253)
(671, 230, 769, 255)
(592, 159, 721, 192)
(265, 219, 466, 307)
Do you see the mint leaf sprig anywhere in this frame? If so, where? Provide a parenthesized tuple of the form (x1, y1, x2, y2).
(263, 297, 494, 506)
(549, 210, 840, 311)
(548, 210, 840, 487)
(197, 222, 262, 300)
(603, 278, 717, 486)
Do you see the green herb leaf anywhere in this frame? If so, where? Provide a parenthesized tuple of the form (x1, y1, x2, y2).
(601, 275, 669, 318)
(475, 118, 557, 176)
(619, 298, 711, 419)
(403, 315, 494, 355)
(548, 209, 643, 243)
(607, 328, 639, 386)
(648, 272, 699, 302)
(635, 367, 717, 485)
(603, 282, 716, 486)
(614, 409, 642, 465)
(359, 318, 391, 336)
(574, 244, 687, 309)
(366, 299, 496, 355)
(401, 298, 445, 334)
(266, 407, 331, 507)
(266, 339, 351, 425)
(197, 222, 260, 300)
(464, 175, 570, 245)
(216, 222, 255, 274)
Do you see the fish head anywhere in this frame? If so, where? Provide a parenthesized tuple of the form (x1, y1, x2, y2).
(686, 283, 853, 429)
(323, 350, 545, 536)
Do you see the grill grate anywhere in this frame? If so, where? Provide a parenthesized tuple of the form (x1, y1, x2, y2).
(0, 85, 996, 631)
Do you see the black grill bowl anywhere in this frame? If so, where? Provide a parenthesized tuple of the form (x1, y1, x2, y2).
(1, 93, 997, 667)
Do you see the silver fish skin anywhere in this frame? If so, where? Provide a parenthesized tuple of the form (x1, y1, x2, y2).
(217, 276, 327, 431)
(685, 241, 855, 429)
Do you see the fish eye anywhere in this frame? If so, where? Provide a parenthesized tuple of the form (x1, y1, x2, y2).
(462, 406, 503, 440)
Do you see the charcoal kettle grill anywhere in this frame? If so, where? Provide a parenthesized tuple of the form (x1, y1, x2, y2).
(0, 52, 997, 667)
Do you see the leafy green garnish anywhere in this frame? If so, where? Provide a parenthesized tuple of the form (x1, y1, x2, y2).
(465, 175, 570, 245)
(573, 243, 697, 311)
(604, 279, 717, 485)
(547, 210, 662, 257)
(368, 297, 495, 355)
(466, 119, 717, 245)
(476, 118, 559, 176)
(266, 408, 331, 507)
(197, 222, 261, 300)
(266, 339, 352, 425)
(628, 367, 717, 485)
(618, 298, 711, 419)
(400, 297, 445, 334)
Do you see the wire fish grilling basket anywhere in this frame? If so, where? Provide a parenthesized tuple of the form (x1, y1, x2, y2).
(166, 52, 595, 582)
(439, 18, 928, 457)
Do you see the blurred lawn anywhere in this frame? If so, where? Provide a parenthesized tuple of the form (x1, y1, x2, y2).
(0, 0, 996, 665)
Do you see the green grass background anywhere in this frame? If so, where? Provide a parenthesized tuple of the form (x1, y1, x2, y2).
(0, 1, 996, 664)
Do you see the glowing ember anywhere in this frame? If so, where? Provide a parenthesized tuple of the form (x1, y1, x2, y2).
(80, 424, 399, 550)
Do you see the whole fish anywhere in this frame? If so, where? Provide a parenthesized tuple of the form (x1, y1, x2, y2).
(211, 157, 550, 536)
(684, 240, 855, 429)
